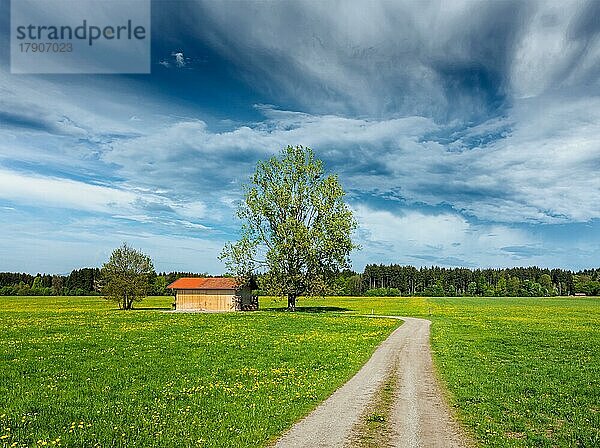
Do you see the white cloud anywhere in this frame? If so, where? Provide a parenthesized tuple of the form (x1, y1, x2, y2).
(0, 169, 213, 234)
(173, 52, 186, 67)
(0, 169, 137, 214)
(510, 1, 600, 98)
(172, 201, 208, 220)
(352, 204, 531, 268)
(355, 206, 471, 247)
(103, 100, 600, 224)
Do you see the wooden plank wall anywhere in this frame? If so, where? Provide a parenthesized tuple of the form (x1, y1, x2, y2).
(176, 289, 235, 311)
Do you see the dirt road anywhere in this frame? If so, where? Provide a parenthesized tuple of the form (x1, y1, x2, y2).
(273, 317, 470, 448)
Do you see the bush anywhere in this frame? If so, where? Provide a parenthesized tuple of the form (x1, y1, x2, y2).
(364, 287, 401, 297)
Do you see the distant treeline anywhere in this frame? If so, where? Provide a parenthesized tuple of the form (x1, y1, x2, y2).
(0, 270, 210, 296)
(2, 265, 599, 297)
(0, 269, 101, 296)
(329, 265, 600, 297)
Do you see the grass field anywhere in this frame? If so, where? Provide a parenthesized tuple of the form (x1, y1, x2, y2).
(0, 296, 398, 447)
(266, 295, 600, 448)
(1, 295, 598, 448)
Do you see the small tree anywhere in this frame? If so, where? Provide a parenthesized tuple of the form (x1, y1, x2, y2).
(220, 145, 357, 310)
(100, 243, 154, 310)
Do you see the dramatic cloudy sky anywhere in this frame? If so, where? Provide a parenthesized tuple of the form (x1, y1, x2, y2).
(1, 0, 599, 273)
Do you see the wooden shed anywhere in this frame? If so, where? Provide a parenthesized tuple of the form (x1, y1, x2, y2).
(167, 277, 257, 311)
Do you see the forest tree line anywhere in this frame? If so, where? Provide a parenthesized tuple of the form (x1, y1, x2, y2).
(0, 270, 210, 296)
(1, 265, 599, 297)
(329, 265, 600, 297)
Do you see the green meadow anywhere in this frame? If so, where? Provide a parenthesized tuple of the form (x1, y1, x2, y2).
(0, 296, 397, 447)
(268, 295, 600, 448)
(1, 295, 599, 447)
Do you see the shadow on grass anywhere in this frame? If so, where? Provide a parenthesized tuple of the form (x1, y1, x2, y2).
(262, 306, 352, 313)
(129, 307, 172, 311)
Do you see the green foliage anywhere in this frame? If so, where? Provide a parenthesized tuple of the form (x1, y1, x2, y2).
(1, 266, 596, 298)
(423, 280, 446, 297)
(364, 287, 401, 297)
(496, 276, 507, 296)
(0, 270, 210, 297)
(221, 145, 357, 309)
(507, 276, 521, 296)
(153, 276, 168, 296)
(330, 270, 363, 296)
(64, 268, 101, 295)
(574, 274, 600, 295)
(100, 243, 155, 310)
(31, 276, 42, 290)
(51, 275, 64, 296)
(467, 281, 477, 296)
(539, 273, 554, 295)
(0, 270, 100, 296)
(0, 295, 397, 447)
(360, 265, 595, 297)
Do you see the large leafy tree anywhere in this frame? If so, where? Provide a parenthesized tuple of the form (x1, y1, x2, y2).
(221, 145, 357, 310)
(100, 243, 154, 310)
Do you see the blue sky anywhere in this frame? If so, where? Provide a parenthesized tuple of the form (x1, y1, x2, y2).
(1, 0, 599, 274)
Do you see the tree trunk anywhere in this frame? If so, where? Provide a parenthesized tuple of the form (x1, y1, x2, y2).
(287, 294, 296, 311)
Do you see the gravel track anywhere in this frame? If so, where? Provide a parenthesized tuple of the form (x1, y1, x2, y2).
(273, 317, 470, 448)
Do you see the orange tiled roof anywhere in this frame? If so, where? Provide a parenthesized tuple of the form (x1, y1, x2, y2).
(167, 277, 238, 290)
